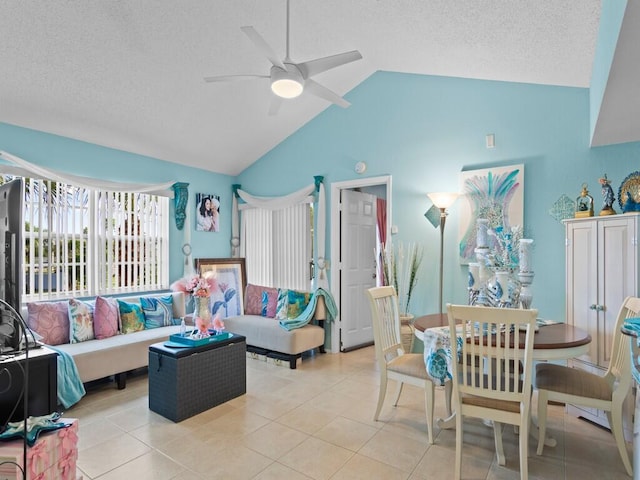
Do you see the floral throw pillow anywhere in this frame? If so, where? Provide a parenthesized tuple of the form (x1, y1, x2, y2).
(26, 301, 69, 346)
(68, 298, 95, 343)
(275, 288, 289, 320)
(118, 300, 146, 334)
(93, 296, 119, 339)
(287, 290, 311, 319)
(140, 296, 174, 329)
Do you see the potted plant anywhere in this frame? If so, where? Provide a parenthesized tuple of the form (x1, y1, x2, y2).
(381, 241, 424, 321)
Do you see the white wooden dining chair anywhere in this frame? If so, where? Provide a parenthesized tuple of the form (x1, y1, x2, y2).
(366, 286, 452, 444)
(446, 303, 538, 480)
(535, 295, 640, 477)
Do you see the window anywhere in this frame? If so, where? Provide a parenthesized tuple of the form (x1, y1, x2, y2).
(14, 177, 169, 302)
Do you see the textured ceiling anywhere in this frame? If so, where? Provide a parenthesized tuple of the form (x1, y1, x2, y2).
(0, 1, 602, 176)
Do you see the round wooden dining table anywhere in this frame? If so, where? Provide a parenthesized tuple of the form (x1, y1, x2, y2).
(413, 313, 592, 360)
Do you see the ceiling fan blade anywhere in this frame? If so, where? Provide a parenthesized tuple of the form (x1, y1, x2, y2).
(268, 96, 284, 116)
(297, 50, 362, 78)
(304, 79, 350, 108)
(204, 74, 269, 83)
(240, 26, 287, 71)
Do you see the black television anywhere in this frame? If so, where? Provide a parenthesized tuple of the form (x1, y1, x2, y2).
(0, 178, 24, 352)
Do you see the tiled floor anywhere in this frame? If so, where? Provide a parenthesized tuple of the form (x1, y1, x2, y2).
(66, 346, 633, 479)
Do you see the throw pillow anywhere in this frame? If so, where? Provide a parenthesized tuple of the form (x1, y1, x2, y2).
(93, 296, 120, 339)
(26, 301, 69, 346)
(140, 295, 174, 329)
(118, 300, 146, 334)
(68, 298, 95, 343)
(244, 283, 267, 315)
(261, 288, 278, 318)
(275, 288, 289, 320)
(287, 290, 311, 319)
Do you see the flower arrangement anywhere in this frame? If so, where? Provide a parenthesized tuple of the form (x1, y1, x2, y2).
(170, 274, 218, 298)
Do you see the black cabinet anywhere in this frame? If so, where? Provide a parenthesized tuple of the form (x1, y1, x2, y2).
(0, 347, 58, 426)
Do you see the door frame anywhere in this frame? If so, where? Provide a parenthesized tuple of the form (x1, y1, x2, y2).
(329, 175, 392, 353)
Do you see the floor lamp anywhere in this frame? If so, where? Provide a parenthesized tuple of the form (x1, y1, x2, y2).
(427, 192, 459, 314)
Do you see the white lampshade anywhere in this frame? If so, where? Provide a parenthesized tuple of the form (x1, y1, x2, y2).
(428, 192, 459, 209)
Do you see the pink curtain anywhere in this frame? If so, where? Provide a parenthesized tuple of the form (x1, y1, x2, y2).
(377, 198, 387, 284)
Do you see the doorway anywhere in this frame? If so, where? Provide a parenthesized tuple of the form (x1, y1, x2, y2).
(329, 175, 392, 353)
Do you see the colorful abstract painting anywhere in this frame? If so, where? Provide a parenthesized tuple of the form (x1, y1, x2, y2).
(458, 164, 524, 264)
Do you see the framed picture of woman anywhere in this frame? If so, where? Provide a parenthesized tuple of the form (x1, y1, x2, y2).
(195, 193, 220, 232)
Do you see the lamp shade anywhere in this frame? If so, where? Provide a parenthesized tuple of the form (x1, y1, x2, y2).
(428, 192, 459, 209)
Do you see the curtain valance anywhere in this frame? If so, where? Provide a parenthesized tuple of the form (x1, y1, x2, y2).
(0, 150, 176, 198)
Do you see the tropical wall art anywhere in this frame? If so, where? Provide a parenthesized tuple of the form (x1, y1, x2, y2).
(458, 164, 524, 264)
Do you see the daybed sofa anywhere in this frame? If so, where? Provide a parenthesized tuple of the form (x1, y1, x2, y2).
(23, 292, 186, 389)
(223, 284, 329, 369)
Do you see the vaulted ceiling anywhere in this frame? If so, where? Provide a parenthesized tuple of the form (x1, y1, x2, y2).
(2, 1, 631, 176)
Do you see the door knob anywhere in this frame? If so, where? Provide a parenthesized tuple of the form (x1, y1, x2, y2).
(589, 304, 597, 310)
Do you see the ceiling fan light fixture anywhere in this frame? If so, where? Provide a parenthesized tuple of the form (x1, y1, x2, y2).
(271, 78, 303, 98)
(271, 65, 304, 98)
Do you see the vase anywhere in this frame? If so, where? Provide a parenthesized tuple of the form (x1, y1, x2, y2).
(194, 296, 211, 323)
(399, 313, 415, 353)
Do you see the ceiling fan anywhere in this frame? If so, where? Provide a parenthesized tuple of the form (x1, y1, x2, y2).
(204, 0, 362, 114)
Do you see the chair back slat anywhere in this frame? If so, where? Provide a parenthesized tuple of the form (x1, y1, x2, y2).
(366, 286, 403, 367)
(607, 296, 640, 393)
(448, 305, 538, 404)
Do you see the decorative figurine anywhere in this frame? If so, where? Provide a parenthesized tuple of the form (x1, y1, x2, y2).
(599, 174, 616, 216)
(575, 183, 594, 218)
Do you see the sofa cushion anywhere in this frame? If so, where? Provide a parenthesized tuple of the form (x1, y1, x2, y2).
(245, 283, 267, 315)
(26, 301, 70, 346)
(287, 290, 311, 318)
(223, 314, 324, 355)
(261, 289, 278, 318)
(93, 296, 120, 339)
(68, 298, 95, 343)
(118, 300, 146, 334)
(140, 295, 174, 329)
(275, 289, 289, 320)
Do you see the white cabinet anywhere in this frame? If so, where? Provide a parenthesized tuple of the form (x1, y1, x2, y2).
(564, 213, 639, 436)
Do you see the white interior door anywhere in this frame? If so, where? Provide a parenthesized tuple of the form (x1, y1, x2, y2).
(340, 189, 377, 351)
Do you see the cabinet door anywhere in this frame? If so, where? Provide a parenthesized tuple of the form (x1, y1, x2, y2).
(566, 221, 598, 365)
(598, 216, 638, 368)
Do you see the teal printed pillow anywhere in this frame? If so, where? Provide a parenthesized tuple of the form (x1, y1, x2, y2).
(261, 288, 278, 318)
(140, 295, 174, 329)
(287, 290, 310, 319)
(275, 288, 289, 320)
(68, 298, 95, 343)
(118, 300, 146, 334)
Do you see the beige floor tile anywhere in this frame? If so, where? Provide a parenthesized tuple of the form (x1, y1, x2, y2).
(313, 416, 379, 451)
(243, 421, 309, 459)
(277, 402, 338, 434)
(331, 453, 409, 480)
(77, 432, 152, 478)
(279, 436, 353, 480)
(94, 450, 187, 480)
(359, 428, 429, 472)
(251, 461, 314, 480)
(77, 419, 125, 451)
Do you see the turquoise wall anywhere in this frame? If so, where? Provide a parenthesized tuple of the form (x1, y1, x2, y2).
(0, 122, 234, 282)
(238, 71, 640, 322)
